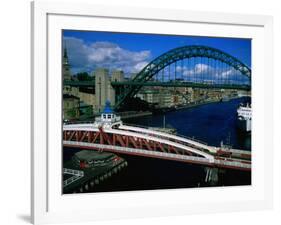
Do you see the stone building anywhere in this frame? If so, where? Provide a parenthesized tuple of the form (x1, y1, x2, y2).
(63, 94, 80, 120)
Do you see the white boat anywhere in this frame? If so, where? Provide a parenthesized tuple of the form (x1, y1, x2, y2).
(237, 103, 251, 133)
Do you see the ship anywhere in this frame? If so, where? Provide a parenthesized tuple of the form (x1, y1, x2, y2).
(237, 103, 251, 133)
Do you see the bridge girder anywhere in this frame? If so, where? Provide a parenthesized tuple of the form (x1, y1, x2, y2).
(63, 128, 251, 171)
(63, 129, 208, 158)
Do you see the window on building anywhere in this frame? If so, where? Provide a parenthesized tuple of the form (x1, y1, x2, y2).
(108, 114, 111, 119)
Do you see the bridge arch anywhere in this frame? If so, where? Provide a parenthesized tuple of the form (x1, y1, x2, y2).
(114, 45, 251, 108)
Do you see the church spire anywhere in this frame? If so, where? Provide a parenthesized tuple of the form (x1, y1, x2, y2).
(63, 42, 69, 65)
(63, 42, 71, 81)
(64, 44, 68, 59)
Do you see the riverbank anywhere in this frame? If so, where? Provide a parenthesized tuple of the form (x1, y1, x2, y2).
(153, 99, 222, 114)
(68, 96, 245, 123)
(117, 111, 152, 119)
(175, 99, 221, 111)
(154, 96, 246, 114)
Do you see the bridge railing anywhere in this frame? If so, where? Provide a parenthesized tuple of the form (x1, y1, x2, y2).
(63, 168, 84, 176)
(63, 168, 84, 187)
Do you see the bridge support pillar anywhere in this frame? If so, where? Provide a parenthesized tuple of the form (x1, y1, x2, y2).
(204, 167, 219, 185)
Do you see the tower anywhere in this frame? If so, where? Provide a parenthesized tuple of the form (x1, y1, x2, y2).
(63, 46, 71, 81)
(95, 68, 109, 113)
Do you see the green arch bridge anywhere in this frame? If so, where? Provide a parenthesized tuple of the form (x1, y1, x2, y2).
(112, 45, 251, 109)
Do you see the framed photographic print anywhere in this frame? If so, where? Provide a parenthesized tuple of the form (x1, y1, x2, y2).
(31, 1, 273, 224)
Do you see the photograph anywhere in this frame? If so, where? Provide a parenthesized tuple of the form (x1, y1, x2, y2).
(62, 30, 252, 194)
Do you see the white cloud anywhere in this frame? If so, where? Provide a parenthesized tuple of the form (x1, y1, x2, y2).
(63, 37, 151, 74)
(175, 63, 244, 83)
(133, 61, 150, 72)
(176, 65, 183, 73)
(221, 68, 235, 78)
(178, 63, 212, 76)
(194, 63, 209, 74)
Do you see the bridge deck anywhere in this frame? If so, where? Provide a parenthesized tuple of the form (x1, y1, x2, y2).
(63, 123, 251, 171)
(111, 81, 251, 90)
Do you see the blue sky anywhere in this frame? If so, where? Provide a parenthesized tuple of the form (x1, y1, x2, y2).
(63, 30, 251, 77)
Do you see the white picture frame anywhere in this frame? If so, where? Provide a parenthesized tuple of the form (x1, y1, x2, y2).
(31, 1, 273, 224)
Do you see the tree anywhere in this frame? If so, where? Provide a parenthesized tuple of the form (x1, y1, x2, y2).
(76, 72, 93, 81)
